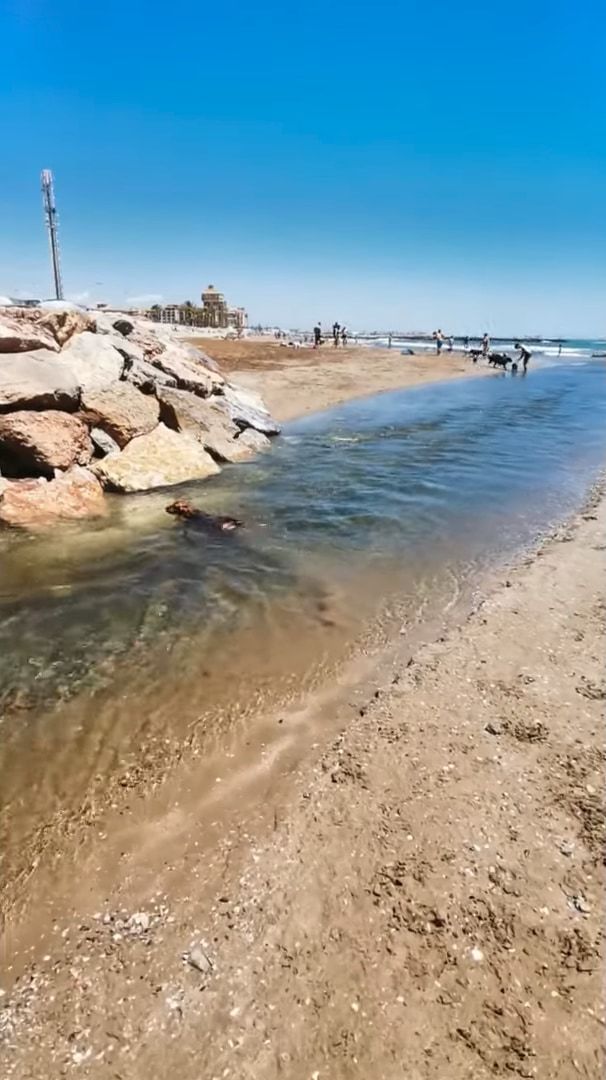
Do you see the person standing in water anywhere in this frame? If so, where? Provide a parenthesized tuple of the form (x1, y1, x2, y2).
(434, 329, 444, 355)
(515, 342, 532, 373)
(481, 332, 490, 358)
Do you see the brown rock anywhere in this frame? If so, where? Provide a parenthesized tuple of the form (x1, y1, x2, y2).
(0, 350, 80, 412)
(148, 345, 225, 398)
(0, 411, 92, 476)
(92, 423, 220, 493)
(80, 383, 159, 448)
(124, 357, 178, 394)
(0, 468, 106, 529)
(39, 310, 95, 346)
(0, 310, 59, 353)
(157, 386, 242, 461)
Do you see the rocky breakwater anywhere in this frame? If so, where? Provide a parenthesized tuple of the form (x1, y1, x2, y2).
(0, 307, 279, 529)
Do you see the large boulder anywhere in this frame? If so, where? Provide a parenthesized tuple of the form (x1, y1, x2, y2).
(148, 345, 224, 397)
(0, 310, 59, 354)
(80, 383, 159, 448)
(0, 410, 92, 476)
(92, 423, 220, 493)
(157, 386, 243, 462)
(214, 384, 281, 435)
(0, 468, 106, 529)
(60, 332, 125, 391)
(0, 351, 80, 413)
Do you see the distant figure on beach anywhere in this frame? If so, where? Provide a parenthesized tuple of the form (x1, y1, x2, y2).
(558, 343, 563, 356)
(447, 336, 454, 352)
(481, 332, 490, 358)
(332, 321, 341, 347)
(341, 325, 348, 346)
(166, 500, 243, 532)
(515, 342, 532, 373)
(313, 323, 322, 348)
(463, 335, 470, 351)
(433, 329, 444, 355)
(388, 334, 392, 349)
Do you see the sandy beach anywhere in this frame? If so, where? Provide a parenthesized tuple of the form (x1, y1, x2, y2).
(1, 472, 603, 1077)
(193, 338, 493, 421)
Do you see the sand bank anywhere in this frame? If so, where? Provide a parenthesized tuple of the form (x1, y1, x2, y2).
(1, 479, 603, 1078)
(194, 338, 493, 421)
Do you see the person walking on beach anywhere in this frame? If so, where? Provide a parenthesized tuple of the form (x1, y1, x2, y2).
(515, 342, 532, 373)
(313, 323, 322, 348)
(463, 335, 470, 351)
(481, 332, 490, 358)
(433, 329, 444, 355)
(332, 321, 341, 347)
(341, 325, 348, 346)
(447, 336, 454, 352)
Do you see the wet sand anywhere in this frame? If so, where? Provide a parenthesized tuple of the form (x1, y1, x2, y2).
(1, 482, 603, 1078)
(193, 338, 493, 421)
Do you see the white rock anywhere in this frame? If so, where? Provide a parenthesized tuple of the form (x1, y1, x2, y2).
(60, 331, 125, 391)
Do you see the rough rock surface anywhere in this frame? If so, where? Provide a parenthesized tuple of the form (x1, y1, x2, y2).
(39, 310, 95, 347)
(60, 332, 125, 390)
(0, 351, 80, 413)
(80, 383, 159, 448)
(157, 386, 242, 461)
(148, 346, 224, 398)
(0, 467, 106, 528)
(216, 384, 281, 435)
(229, 427, 272, 459)
(0, 410, 92, 476)
(0, 311, 59, 354)
(124, 357, 178, 394)
(91, 427, 120, 457)
(92, 423, 221, 493)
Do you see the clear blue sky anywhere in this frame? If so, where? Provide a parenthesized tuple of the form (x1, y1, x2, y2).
(1, 0, 604, 335)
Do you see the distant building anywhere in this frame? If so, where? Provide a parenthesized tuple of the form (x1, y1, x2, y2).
(199, 285, 248, 330)
(147, 286, 247, 330)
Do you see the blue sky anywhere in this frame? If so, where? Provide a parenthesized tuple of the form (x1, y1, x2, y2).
(1, 0, 604, 335)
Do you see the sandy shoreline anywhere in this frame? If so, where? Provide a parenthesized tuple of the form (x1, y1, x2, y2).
(194, 338, 494, 421)
(1, 476, 603, 1077)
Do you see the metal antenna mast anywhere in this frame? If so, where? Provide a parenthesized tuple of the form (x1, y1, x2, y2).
(41, 169, 64, 300)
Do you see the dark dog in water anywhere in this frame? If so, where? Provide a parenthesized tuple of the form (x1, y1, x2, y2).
(487, 352, 510, 370)
(166, 499, 243, 532)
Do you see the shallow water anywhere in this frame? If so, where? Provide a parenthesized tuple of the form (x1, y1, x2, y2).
(1, 361, 605, 886)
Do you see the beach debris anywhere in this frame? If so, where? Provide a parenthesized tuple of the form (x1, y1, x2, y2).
(185, 946, 214, 977)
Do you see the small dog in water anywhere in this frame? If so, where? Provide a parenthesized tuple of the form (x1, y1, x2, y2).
(166, 499, 243, 532)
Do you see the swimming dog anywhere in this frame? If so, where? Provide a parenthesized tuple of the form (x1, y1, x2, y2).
(166, 500, 243, 532)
